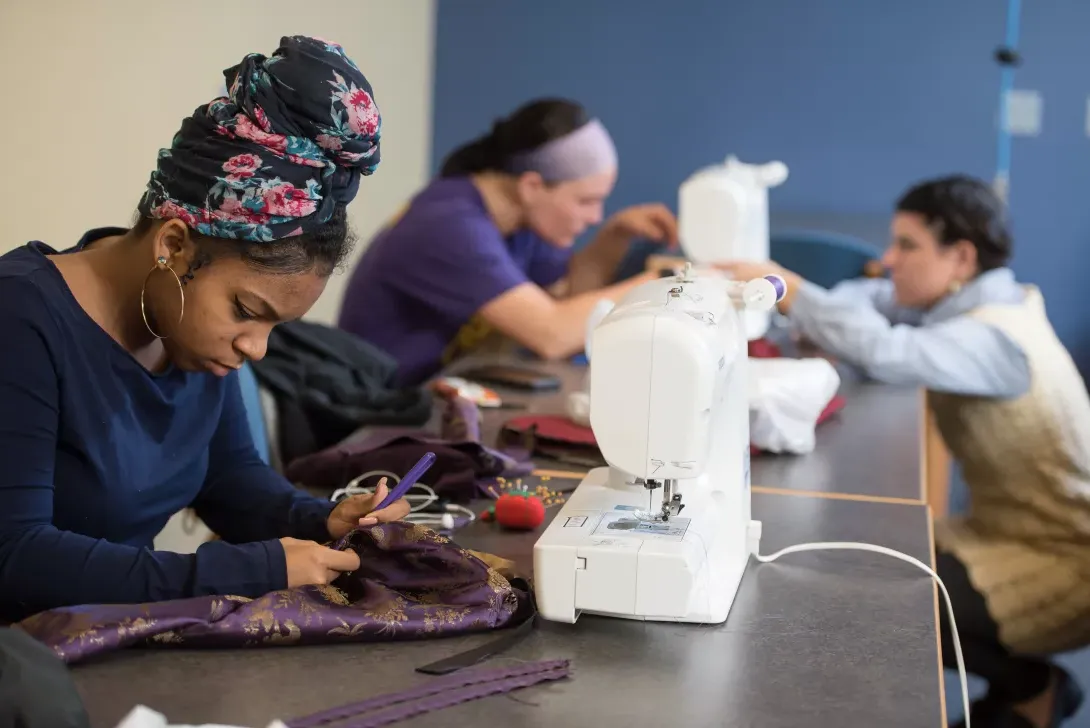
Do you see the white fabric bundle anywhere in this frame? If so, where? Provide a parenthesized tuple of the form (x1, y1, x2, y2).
(748, 357, 841, 454)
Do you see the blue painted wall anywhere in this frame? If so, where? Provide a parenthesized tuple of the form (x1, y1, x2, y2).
(432, 0, 1090, 370)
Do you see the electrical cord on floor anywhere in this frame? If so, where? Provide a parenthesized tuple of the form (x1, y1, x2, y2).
(755, 542, 970, 727)
(331, 470, 477, 530)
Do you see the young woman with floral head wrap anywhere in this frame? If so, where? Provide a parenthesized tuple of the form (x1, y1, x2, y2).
(0, 36, 411, 622)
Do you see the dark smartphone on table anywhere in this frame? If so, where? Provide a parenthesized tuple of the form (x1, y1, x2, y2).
(460, 364, 562, 391)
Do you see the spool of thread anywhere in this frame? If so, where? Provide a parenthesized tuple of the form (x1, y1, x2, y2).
(742, 275, 786, 310)
(493, 492, 546, 530)
(764, 274, 787, 302)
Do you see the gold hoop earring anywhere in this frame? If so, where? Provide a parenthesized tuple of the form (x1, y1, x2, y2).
(141, 256, 184, 339)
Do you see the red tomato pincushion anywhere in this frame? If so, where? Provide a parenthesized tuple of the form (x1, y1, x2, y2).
(493, 491, 546, 530)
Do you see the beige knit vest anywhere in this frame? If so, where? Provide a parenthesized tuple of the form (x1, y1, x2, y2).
(930, 285, 1090, 654)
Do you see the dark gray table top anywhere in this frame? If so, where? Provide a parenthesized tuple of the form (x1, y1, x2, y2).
(444, 358, 925, 502)
(72, 493, 942, 728)
(752, 379, 924, 501)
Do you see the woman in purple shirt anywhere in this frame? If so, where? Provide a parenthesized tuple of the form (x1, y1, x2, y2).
(337, 99, 678, 385)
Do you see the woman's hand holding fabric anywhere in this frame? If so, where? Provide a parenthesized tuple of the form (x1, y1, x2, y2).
(280, 537, 361, 588)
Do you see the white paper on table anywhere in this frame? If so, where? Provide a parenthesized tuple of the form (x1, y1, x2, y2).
(115, 705, 288, 728)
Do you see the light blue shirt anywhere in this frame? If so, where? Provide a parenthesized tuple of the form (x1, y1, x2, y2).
(784, 268, 1031, 399)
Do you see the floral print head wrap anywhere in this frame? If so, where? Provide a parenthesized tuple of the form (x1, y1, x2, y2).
(137, 35, 381, 243)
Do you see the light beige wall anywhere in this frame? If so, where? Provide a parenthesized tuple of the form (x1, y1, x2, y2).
(0, 0, 435, 324)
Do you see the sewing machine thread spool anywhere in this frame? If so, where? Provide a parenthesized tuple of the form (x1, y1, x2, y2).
(740, 275, 786, 311)
(764, 274, 786, 302)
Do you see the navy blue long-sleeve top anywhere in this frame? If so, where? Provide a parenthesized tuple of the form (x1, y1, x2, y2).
(0, 230, 336, 622)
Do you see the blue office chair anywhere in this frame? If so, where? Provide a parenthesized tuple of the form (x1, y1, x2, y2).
(770, 229, 884, 289)
(237, 362, 270, 465)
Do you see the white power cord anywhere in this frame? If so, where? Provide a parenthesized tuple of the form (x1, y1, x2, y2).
(331, 470, 476, 530)
(755, 542, 970, 727)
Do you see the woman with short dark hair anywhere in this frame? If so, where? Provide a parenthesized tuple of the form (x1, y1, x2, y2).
(723, 174, 1089, 727)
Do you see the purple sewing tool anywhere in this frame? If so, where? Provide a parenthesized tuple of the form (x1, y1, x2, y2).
(372, 451, 437, 512)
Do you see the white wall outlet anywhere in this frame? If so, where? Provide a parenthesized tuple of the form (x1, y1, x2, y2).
(1005, 89, 1043, 136)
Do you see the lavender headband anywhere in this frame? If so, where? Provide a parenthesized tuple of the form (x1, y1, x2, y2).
(505, 118, 617, 183)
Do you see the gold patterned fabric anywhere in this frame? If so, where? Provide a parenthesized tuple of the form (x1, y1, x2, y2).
(15, 522, 532, 664)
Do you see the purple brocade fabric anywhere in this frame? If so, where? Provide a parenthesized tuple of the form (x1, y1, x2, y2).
(14, 523, 532, 664)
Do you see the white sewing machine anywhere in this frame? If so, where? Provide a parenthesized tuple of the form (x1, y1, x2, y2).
(533, 266, 784, 624)
(678, 155, 788, 341)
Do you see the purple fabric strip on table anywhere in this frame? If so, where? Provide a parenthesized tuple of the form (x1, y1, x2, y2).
(286, 659, 570, 728)
(339, 664, 569, 728)
(15, 523, 533, 664)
